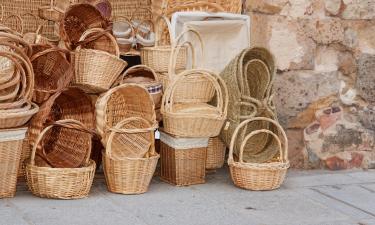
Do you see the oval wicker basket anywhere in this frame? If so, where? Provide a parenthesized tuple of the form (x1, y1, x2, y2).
(0, 102, 39, 129)
(161, 69, 228, 137)
(140, 16, 187, 73)
(30, 47, 73, 104)
(228, 117, 290, 191)
(119, 65, 162, 109)
(96, 83, 156, 144)
(60, 3, 109, 49)
(103, 117, 159, 195)
(25, 119, 96, 199)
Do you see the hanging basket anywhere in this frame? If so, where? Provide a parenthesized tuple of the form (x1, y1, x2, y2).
(103, 117, 159, 194)
(140, 16, 187, 73)
(96, 83, 156, 144)
(161, 69, 228, 137)
(25, 119, 96, 199)
(228, 117, 289, 191)
(30, 47, 73, 104)
(0, 127, 27, 198)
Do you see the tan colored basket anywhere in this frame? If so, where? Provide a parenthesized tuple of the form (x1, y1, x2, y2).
(161, 69, 228, 137)
(228, 117, 290, 191)
(0, 102, 39, 129)
(38, 0, 65, 22)
(81, 0, 112, 20)
(140, 16, 187, 73)
(18, 134, 31, 178)
(159, 131, 207, 186)
(103, 117, 159, 194)
(73, 48, 127, 93)
(0, 127, 27, 198)
(118, 65, 163, 109)
(2, 14, 23, 34)
(76, 28, 119, 56)
(30, 47, 73, 104)
(206, 137, 226, 170)
(96, 83, 156, 144)
(23, 23, 60, 46)
(25, 120, 96, 199)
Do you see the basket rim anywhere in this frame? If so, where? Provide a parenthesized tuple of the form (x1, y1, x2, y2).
(26, 159, 96, 171)
(102, 151, 160, 161)
(0, 101, 39, 118)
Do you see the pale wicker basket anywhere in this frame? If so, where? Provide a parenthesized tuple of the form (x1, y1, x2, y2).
(206, 137, 226, 170)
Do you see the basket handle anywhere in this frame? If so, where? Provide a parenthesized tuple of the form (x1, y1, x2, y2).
(162, 69, 228, 116)
(30, 119, 97, 166)
(0, 31, 33, 56)
(105, 116, 158, 158)
(120, 64, 159, 83)
(168, 27, 204, 77)
(0, 5, 4, 21)
(76, 27, 120, 57)
(3, 14, 23, 34)
(21, 13, 39, 33)
(155, 15, 172, 47)
(228, 117, 288, 164)
(30, 47, 70, 62)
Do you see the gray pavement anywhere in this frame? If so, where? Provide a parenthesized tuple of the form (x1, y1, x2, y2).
(2, 168, 375, 225)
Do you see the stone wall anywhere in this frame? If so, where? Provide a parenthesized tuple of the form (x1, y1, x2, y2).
(246, 0, 375, 170)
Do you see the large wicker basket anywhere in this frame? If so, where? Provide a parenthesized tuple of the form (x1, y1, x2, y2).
(103, 117, 159, 194)
(159, 131, 207, 186)
(25, 119, 96, 199)
(96, 83, 156, 144)
(0, 127, 27, 198)
(228, 117, 290, 191)
(161, 69, 228, 137)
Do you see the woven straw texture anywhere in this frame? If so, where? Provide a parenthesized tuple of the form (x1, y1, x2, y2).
(228, 117, 289, 191)
(206, 136, 226, 170)
(110, 0, 151, 20)
(160, 138, 206, 186)
(25, 119, 96, 199)
(0, 127, 27, 198)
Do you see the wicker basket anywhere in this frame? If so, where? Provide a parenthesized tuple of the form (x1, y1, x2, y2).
(0, 127, 27, 198)
(23, 23, 60, 46)
(110, 0, 152, 20)
(18, 133, 31, 178)
(140, 16, 187, 73)
(2, 14, 23, 34)
(119, 65, 162, 109)
(0, 102, 39, 129)
(134, 19, 155, 48)
(28, 88, 95, 166)
(206, 136, 226, 170)
(60, 3, 109, 49)
(25, 119, 96, 199)
(77, 28, 119, 56)
(113, 17, 136, 54)
(38, 0, 65, 22)
(161, 69, 228, 137)
(159, 131, 207, 186)
(96, 83, 156, 143)
(103, 117, 159, 194)
(30, 47, 73, 104)
(228, 117, 290, 191)
(82, 0, 112, 20)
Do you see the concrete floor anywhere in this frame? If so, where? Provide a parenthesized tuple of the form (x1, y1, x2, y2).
(2, 168, 375, 225)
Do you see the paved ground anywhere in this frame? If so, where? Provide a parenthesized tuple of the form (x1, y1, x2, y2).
(2, 168, 375, 225)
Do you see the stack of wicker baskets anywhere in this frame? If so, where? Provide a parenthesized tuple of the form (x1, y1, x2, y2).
(0, 30, 39, 198)
(96, 84, 159, 194)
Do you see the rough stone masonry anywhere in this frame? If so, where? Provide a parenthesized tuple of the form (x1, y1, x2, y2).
(246, 0, 375, 169)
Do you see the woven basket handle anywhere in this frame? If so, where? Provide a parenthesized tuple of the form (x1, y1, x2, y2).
(76, 27, 120, 57)
(162, 69, 228, 115)
(106, 117, 158, 158)
(21, 13, 39, 33)
(168, 27, 203, 77)
(120, 64, 159, 83)
(228, 117, 288, 164)
(30, 119, 96, 166)
(155, 15, 172, 47)
(0, 5, 4, 21)
(30, 47, 70, 62)
(3, 14, 23, 34)
(0, 31, 33, 56)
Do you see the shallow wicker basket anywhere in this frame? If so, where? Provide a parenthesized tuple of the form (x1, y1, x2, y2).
(206, 136, 226, 170)
(103, 117, 159, 194)
(119, 65, 162, 109)
(0, 127, 27, 198)
(161, 69, 228, 137)
(228, 117, 290, 191)
(30, 47, 73, 104)
(96, 83, 156, 144)
(0, 102, 39, 129)
(25, 120, 96, 199)
(159, 131, 207, 186)
(140, 16, 187, 73)
(73, 48, 127, 93)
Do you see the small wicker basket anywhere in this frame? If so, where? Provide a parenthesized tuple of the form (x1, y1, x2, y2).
(159, 131, 208, 186)
(25, 119, 96, 199)
(103, 117, 159, 194)
(161, 69, 228, 137)
(0, 127, 27, 198)
(206, 137, 226, 170)
(228, 117, 290, 191)
(76, 28, 119, 56)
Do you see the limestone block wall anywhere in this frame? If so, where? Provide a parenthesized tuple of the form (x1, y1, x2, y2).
(246, 0, 375, 169)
